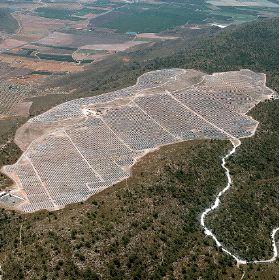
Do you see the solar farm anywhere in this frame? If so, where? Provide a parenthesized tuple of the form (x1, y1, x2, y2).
(1, 68, 274, 212)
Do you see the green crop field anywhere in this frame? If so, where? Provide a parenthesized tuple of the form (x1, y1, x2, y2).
(89, 0, 278, 33)
(0, 8, 19, 34)
(73, 8, 105, 16)
(210, 6, 278, 23)
(91, 3, 209, 33)
(86, 0, 125, 8)
(35, 7, 83, 21)
(37, 53, 76, 62)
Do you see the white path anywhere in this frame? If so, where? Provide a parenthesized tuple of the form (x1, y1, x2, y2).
(200, 139, 279, 265)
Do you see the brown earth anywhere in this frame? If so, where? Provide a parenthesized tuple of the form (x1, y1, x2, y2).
(0, 54, 83, 72)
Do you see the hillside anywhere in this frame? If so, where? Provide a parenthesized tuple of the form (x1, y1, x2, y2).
(206, 99, 278, 261)
(2, 68, 270, 213)
(150, 18, 279, 91)
(0, 99, 278, 279)
(0, 18, 278, 279)
(29, 18, 278, 117)
(0, 132, 278, 279)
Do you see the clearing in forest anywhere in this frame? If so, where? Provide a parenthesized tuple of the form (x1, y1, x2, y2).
(1, 68, 274, 212)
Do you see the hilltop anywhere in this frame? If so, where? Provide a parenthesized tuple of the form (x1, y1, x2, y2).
(0, 17, 278, 279)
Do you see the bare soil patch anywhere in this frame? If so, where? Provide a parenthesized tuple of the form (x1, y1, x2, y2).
(0, 54, 83, 73)
(136, 33, 179, 40)
(79, 41, 147, 52)
(0, 38, 27, 50)
(13, 14, 66, 41)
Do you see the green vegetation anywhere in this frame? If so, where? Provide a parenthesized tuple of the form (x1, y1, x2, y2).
(89, 0, 277, 33)
(80, 59, 94, 64)
(30, 71, 54, 75)
(35, 7, 83, 21)
(3, 48, 35, 58)
(209, 6, 278, 24)
(149, 18, 279, 92)
(0, 17, 278, 279)
(206, 100, 278, 261)
(42, 0, 78, 2)
(90, 2, 231, 33)
(40, 18, 278, 110)
(2, 49, 76, 62)
(36, 53, 76, 62)
(0, 118, 25, 189)
(86, 0, 125, 8)
(73, 8, 105, 16)
(0, 139, 277, 279)
(0, 8, 19, 34)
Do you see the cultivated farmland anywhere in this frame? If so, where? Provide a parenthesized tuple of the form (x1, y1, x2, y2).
(0, 0, 277, 84)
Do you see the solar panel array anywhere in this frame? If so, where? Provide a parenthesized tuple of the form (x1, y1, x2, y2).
(2, 68, 274, 212)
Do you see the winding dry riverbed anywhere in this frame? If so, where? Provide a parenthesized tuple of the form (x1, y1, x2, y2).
(200, 139, 279, 265)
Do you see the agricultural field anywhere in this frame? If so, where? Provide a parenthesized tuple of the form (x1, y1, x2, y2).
(0, 0, 277, 87)
(88, 0, 279, 32)
(0, 8, 19, 34)
(0, 0, 185, 85)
